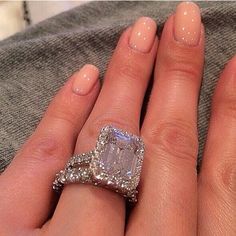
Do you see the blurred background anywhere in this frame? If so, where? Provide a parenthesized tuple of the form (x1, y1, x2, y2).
(0, 1, 90, 40)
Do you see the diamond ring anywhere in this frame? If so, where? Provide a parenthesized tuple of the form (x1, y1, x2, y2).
(53, 125, 145, 202)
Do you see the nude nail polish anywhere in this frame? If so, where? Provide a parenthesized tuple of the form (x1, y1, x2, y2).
(129, 17, 157, 53)
(174, 2, 201, 46)
(72, 64, 99, 96)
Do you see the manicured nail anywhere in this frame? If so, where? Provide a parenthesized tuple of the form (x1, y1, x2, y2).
(129, 17, 157, 53)
(174, 2, 201, 46)
(72, 64, 99, 95)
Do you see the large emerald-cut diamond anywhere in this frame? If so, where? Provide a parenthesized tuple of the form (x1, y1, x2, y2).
(100, 131, 137, 178)
(92, 126, 144, 192)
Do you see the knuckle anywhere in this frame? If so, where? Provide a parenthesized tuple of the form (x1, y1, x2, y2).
(224, 101, 236, 120)
(47, 104, 79, 128)
(213, 93, 236, 120)
(201, 160, 236, 198)
(21, 135, 66, 165)
(116, 59, 145, 82)
(81, 116, 138, 141)
(163, 47, 201, 82)
(165, 61, 200, 82)
(143, 119, 198, 163)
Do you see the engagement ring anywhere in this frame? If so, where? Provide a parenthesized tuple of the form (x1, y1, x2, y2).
(53, 125, 145, 202)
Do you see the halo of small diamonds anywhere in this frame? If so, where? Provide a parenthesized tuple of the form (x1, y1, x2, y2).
(91, 125, 144, 201)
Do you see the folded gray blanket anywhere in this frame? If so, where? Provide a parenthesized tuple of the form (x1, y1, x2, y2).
(0, 1, 236, 173)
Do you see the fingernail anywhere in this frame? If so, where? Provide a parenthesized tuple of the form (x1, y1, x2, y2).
(129, 16, 157, 53)
(174, 2, 201, 46)
(72, 64, 99, 96)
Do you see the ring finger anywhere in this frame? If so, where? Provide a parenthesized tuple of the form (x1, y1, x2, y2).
(49, 17, 158, 236)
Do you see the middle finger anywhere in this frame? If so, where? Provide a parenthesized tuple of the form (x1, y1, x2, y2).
(127, 2, 204, 235)
(49, 17, 158, 236)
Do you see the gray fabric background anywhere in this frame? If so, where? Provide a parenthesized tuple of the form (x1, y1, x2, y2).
(0, 1, 235, 173)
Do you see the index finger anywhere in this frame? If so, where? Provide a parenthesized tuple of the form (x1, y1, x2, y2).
(0, 64, 100, 232)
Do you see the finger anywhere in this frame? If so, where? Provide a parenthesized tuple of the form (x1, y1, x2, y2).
(49, 17, 158, 236)
(127, 3, 204, 235)
(0, 64, 100, 233)
(198, 56, 236, 235)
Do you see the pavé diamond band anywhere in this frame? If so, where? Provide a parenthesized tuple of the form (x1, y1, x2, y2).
(53, 125, 145, 202)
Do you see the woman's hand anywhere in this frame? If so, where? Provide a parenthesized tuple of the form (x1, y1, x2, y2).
(0, 2, 235, 235)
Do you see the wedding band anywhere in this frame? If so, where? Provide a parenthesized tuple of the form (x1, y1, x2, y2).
(53, 125, 145, 202)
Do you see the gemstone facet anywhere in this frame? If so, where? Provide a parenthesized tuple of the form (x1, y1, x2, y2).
(92, 126, 145, 193)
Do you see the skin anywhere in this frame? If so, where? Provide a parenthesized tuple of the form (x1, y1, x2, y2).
(0, 3, 235, 236)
